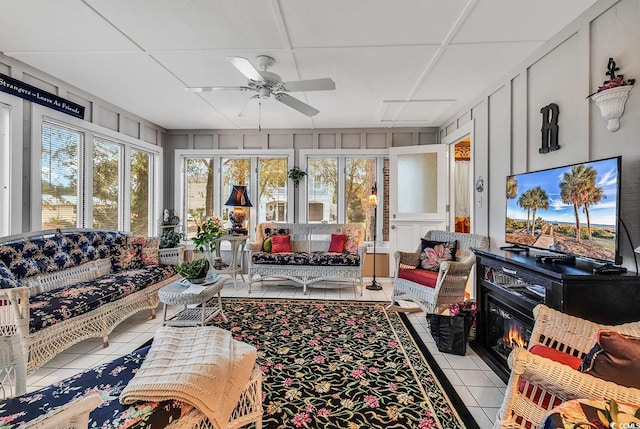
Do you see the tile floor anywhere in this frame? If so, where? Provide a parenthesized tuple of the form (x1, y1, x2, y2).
(26, 276, 504, 429)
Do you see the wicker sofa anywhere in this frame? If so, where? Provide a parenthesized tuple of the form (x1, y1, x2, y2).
(248, 222, 366, 295)
(389, 230, 489, 313)
(0, 228, 180, 396)
(495, 304, 640, 428)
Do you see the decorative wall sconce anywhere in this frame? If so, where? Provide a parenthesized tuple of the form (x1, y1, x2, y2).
(588, 58, 634, 132)
(591, 86, 632, 132)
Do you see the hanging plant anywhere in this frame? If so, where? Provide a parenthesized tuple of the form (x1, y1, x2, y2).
(287, 166, 307, 188)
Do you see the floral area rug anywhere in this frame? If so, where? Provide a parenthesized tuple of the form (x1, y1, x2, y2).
(211, 299, 479, 429)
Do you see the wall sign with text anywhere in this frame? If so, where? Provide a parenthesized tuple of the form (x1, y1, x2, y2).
(0, 73, 85, 119)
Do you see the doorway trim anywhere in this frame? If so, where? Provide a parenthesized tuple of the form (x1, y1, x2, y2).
(443, 120, 475, 233)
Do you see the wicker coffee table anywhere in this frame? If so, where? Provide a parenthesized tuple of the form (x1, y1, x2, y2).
(159, 275, 227, 326)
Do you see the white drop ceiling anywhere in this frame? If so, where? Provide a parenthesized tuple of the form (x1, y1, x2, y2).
(0, 0, 598, 130)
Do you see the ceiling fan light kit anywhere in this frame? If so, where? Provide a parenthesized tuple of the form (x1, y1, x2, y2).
(185, 55, 335, 119)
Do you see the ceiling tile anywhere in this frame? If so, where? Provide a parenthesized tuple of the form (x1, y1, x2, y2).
(453, 0, 599, 43)
(84, 0, 286, 50)
(280, 0, 468, 47)
(0, 0, 138, 52)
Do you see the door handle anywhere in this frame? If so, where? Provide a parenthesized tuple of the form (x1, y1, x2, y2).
(391, 225, 396, 230)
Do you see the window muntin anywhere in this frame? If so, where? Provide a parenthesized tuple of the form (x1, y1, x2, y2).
(41, 122, 82, 229)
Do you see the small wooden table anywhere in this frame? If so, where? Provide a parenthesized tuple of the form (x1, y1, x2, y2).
(158, 275, 227, 326)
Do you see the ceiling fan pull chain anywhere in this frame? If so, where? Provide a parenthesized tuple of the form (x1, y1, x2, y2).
(258, 100, 262, 132)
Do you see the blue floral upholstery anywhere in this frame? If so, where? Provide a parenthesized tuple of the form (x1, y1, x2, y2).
(0, 345, 187, 428)
(252, 251, 360, 266)
(28, 265, 176, 334)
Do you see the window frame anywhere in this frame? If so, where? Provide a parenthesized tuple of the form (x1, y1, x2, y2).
(31, 105, 162, 234)
(299, 149, 387, 242)
(0, 92, 23, 235)
(174, 149, 294, 238)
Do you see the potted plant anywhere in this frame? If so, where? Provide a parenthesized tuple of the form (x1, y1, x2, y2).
(159, 229, 185, 249)
(175, 258, 210, 283)
(192, 217, 224, 267)
(287, 166, 307, 188)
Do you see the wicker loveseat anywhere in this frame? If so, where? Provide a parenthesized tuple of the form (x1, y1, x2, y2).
(0, 228, 180, 396)
(389, 230, 489, 313)
(248, 222, 366, 295)
(495, 304, 640, 428)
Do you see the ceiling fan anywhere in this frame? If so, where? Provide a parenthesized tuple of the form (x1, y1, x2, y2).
(185, 55, 336, 117)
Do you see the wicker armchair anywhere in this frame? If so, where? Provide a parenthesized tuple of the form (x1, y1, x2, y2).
(495, 304, 640, 428)
(388, 230, 489, 314)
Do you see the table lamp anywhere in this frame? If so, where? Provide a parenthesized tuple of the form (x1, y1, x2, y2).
(224, 185, 252, 235)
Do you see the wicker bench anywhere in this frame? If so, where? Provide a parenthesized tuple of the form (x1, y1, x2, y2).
(248, 222, 366, 295)
(0, 228, 181, 397)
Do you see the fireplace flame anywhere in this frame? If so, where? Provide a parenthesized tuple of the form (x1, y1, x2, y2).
(503, 324, 527, 348)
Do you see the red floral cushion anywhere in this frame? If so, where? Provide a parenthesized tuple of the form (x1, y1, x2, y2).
(397, 268, 438, 288)
(271, 235, 292, 253)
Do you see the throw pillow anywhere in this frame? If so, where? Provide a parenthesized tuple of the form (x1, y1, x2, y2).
(271, 235, 292, 253)
(419, 240, 457, 271)
(328, 234, 347, 253)
(579, 329, 640, 389)
(130, 236, 160, 265)
(112, 244, 142, 271)
(336, 227, 364, 255)
(264, 227, 289, 237)
(262, 237, 273, 252)
(529, 345, 582, 370)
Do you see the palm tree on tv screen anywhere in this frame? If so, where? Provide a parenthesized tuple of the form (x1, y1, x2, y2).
(559, 164, 596, 243)
(580, 166, 604, 242)
(517, 189, 535, 232)
(528, 186, 550, 236)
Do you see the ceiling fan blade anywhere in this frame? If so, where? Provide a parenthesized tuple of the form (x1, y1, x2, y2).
(227, 56, 263, 81)
(274, 93, 319, 117)
(238, 95, 260, 117)
(185, 86, 249, 93)
(282, 78, 336, 92)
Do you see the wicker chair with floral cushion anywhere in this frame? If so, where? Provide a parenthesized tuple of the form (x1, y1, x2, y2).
(388, 230, 489, 314)
(495, 304, 640, 429)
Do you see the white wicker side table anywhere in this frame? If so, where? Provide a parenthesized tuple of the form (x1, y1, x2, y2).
(159, 276, 227, 326)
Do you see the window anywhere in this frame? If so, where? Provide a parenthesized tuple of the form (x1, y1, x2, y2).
(35, 109, 161, 234)
(0, 103, 9, 235)
(92, 138, 121, 230)
(177, 150, 293, 238)
(130, 149, 153, 236)
(41, 122, 82, 229)
(307, 158, 337, 223)
(302, 152, 387, 241)
(258, 158, 287, 223)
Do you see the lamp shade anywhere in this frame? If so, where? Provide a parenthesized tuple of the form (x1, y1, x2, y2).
(224, 185, 252, 207)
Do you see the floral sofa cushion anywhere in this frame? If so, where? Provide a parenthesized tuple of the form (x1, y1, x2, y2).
(252, 251, 360, 266)
(0, 345, 186, 428)
(28, 265, 176, 334)
(0, 230, 128, 280)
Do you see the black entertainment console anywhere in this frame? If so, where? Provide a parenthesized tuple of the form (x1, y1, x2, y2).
(473, 248, 640, 381)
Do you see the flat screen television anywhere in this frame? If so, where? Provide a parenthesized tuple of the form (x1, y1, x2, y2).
(505, 156, 621, 264)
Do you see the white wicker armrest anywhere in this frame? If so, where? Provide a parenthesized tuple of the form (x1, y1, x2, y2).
(530, 304, 640, 356)
(438, 257, 475, 276)
(393, 251, 420, 269)
(496, 347, 640, 428)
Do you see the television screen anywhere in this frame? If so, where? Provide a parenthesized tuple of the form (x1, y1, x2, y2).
(505, 157, 621, 263)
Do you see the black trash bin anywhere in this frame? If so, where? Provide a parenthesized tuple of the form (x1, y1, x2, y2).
(427, 312, 474, 356)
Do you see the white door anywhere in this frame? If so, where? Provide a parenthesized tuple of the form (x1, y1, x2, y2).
(388, 145, 449, 276)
